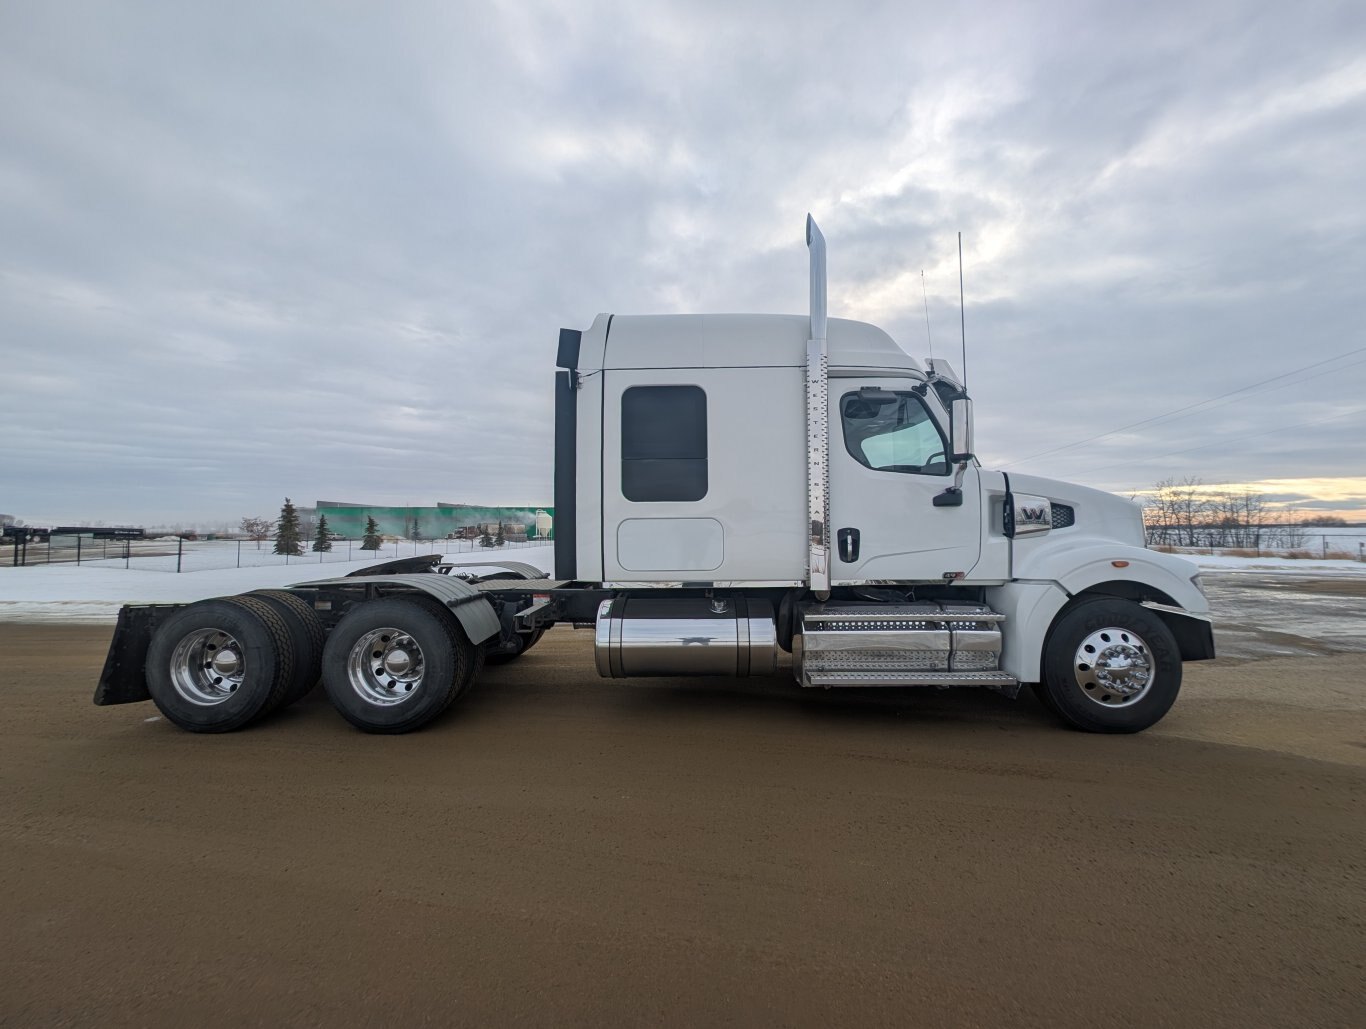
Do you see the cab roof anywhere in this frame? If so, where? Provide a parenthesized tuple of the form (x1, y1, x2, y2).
(585, 313, 925, 375)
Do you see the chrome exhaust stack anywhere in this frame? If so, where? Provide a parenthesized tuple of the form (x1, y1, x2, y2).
(594, 597, 777, 678)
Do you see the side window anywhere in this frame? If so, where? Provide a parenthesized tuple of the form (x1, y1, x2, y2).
(621, 385, 708, 502)
(840, 390, 949, 475)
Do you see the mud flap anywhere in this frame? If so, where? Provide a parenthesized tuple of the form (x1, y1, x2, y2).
(1145, 604, 1216, 662)
(93, 605, 179, 705)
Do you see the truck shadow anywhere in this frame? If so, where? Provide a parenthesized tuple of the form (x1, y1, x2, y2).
(466, 655, 1058, 734)
(253, 644, 1059, 737)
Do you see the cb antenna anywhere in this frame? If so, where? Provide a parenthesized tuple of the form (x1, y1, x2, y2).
(958, 231, 967, 389)
(920, 269, 934, 366)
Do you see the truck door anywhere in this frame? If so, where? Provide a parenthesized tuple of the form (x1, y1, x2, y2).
(827, 378, 982, 583)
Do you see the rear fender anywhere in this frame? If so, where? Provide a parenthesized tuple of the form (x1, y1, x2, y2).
(290, 573, 501, 645)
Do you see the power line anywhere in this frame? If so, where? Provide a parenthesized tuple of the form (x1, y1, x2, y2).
(1073, 402, 1366, 485)
(1001, 343, 1366, 467)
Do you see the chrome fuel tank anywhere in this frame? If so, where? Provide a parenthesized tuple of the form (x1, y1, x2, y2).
(594, 597, 777, 678)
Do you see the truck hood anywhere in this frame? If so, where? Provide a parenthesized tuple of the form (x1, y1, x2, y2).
(1002, 471, 1147, 548)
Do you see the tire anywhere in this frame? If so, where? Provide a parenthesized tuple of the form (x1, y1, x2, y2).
(775, 592, 796, 654)
(1036, 598, 1182, 733)
(321, 595, 478, 734)
(250, 590, 324, 704)
(146, 596, 296, 733)
(486, 627, 544, 665)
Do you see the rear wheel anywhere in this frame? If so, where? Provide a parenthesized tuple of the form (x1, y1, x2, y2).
(146, 597, 295, 732)
(250, 590, 324, 704)
(1036, 598, 1181, 733)
(321, 596, 478, 733)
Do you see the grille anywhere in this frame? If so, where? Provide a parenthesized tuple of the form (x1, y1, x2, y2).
(1051, 504, 1075, 529)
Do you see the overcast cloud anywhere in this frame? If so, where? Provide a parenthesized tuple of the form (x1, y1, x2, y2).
(2, 0, 1364, 526)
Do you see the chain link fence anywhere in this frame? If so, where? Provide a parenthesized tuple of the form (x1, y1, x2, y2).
(1146, 529, 1366, 560)
(3, 536, 547, 572)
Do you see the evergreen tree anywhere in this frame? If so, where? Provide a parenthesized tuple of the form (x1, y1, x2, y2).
(312, 513, 333, 553)
(273, 498, 303, 555)
(495, 521, 506, 547)
(410, 516, 422, 541)
(361, 516, 383, 551)
(479, 523, 495, 548)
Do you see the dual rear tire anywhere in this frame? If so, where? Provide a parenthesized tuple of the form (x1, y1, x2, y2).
(146, 593, 479, 734)
(146, 596, 301, 733)
(321, 596, 481, 734)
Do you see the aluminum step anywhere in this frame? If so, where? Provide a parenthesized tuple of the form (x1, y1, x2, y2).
(803, 670, 1018, 688)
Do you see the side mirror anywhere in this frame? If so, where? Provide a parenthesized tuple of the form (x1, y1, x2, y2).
(950, 397, 974, 462)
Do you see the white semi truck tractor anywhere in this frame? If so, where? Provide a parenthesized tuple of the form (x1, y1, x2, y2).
(95, 217, 1214, 735)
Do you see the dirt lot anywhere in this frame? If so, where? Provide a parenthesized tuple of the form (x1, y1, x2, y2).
(1, 614, 1363, 1027)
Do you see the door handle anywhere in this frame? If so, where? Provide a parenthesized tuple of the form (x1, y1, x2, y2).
(837, 527, 860, 563)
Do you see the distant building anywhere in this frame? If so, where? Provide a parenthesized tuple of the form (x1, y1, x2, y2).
(315, 501, 553, 541)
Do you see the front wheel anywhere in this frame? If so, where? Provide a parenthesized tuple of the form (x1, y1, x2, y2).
(1036, 598, 1181, 733)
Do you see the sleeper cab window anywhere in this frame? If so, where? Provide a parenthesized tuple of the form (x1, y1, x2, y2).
(621, 385, 708, 502)
(840, 389, 950, 475)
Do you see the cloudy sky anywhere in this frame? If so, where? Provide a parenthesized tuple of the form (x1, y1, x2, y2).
(2, 0, 1364, 527)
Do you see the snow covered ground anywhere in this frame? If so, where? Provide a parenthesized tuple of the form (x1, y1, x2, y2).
(1, 543, 1363, 624)
(1187, 553, 1366, 574)
(0, 545, 554, 623)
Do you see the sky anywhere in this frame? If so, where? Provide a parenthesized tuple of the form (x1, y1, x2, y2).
(2, 0, 1365, 527)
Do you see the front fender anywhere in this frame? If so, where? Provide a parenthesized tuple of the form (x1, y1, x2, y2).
(1016, 540, 1208, 615)
(1057, 546, 1208, 615)
(992, 542, 1210, 681)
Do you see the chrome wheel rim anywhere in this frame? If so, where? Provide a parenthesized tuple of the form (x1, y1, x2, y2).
(170, 628, 245, 706)
(1073, 627, 1154, 708)
(348, 627, 425, 706)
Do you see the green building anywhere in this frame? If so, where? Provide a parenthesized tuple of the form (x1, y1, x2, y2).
(315, 502, 553, 541)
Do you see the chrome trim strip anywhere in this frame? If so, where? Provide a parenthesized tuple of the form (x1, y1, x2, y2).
(803, 670, 1017, 688)
(807, 340, 830, 595)
(807, 215, 830, 597)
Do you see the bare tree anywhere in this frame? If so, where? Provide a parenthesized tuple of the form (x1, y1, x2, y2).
(1271, 505, 1306, 549)
(1208, 488, 1267, 548)
(1143, 479, 1291, 551)
(1143, 478, 1208, 547)
(1170, 478, 1210, 547)
(240, 516, 272, 550)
